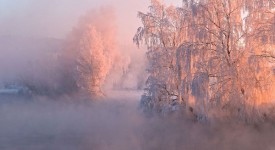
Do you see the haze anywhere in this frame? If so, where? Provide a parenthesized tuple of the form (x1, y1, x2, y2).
(0, 0, 275, 149)
(0, 0, 180, 41)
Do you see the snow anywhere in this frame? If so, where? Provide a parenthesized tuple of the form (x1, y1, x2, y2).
(0, 89, 19, 94)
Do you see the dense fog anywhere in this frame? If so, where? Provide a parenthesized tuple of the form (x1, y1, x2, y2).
(1, 92, 275, 150)
(0, 0, 275, 149)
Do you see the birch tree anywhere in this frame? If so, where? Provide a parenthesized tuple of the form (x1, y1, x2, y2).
(135, 0, 188, 113)
(136, 0, 275, 121)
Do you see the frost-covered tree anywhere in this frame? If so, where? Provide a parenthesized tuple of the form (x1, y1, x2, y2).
(76, 26, 110, 96)
(136, 0, 275, 121)
(135, 0, 186, 113)
(189, 0, 275, 120)
(65, 8, 118, 98)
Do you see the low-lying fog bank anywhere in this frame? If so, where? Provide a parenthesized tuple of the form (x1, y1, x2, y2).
(0, 91, 275, 150)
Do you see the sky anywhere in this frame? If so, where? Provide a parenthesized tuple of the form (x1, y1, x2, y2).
(0, 0, 182, 42)
(0, 0, 182, 88)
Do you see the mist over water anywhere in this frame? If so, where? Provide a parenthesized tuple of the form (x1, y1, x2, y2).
(0, 91, 274, 150)
(0, 0, 275, 149)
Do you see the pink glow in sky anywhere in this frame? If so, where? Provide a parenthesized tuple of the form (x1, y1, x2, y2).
(0, 0, 181, 42)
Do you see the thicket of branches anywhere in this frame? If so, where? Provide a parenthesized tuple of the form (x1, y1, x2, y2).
(135, 0, 275, 122)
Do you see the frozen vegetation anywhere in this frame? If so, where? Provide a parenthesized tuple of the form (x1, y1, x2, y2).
(135, 0, 275, 123)
(0, 0, 275, 149)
